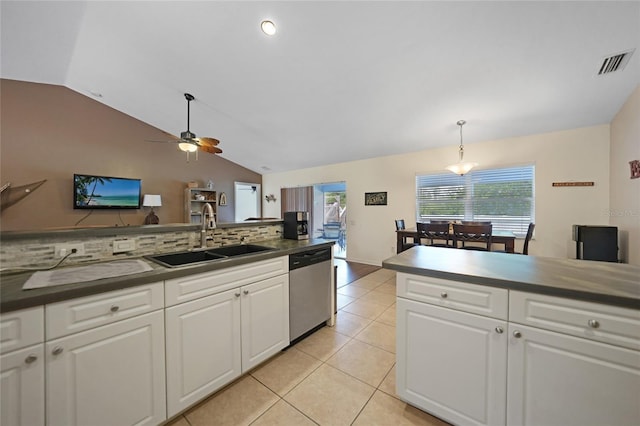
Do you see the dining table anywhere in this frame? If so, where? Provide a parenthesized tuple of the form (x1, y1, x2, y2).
(396, 228, 516, 254)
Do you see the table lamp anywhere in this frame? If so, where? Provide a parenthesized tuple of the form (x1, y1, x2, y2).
(143, 194, 162, 225)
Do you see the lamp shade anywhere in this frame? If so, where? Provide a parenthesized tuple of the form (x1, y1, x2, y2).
(143, 194, 162, 207)
(446, 161, 478, 176)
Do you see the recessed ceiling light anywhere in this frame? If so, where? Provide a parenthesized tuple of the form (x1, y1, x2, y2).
(261, 20, 276, 36)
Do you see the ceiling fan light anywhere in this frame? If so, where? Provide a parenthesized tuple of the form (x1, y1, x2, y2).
(179, 142, 198, 152)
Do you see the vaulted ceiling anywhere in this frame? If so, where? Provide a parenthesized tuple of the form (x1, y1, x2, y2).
(2, 1, 639, 173)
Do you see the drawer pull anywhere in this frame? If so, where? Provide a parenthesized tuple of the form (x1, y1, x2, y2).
(440, 292, 448, 298)
(513, 330, 522, 338)
(243, 290, 249, 295)
(25, 354, 38, 364)
(51, 346, 64, 356)
(110, 305, 120, 313)
(235, 292, 241, 297)
(495, 326, 504, 334)
(588, 319, 600, 329)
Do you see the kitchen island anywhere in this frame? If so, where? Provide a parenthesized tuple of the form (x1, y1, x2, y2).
(383, 246, 640, 426)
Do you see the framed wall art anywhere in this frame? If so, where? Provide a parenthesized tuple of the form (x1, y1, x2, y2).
(365, 191, 387, 206)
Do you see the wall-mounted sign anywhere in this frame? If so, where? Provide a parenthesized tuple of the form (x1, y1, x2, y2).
(365, 192, 387, 206)
(630, 160, 640, 179)
(552, 182, 595, 187)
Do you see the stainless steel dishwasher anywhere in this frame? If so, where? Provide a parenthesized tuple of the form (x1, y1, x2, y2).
(289, 247, 332, 343)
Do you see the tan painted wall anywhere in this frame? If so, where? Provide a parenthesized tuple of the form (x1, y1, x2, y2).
(610, 85, 640, 265)
(0, 79, 261, 230)
(263, 125, 611, 265)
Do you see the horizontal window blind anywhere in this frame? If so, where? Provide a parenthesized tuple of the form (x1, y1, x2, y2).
(416, 165, 534, 236)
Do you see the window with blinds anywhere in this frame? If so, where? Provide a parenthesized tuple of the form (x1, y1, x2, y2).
(416, 165, 535, 236)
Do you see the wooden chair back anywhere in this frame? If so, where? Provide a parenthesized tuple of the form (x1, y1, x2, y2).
(417, 222, 452, 247)
(453, 223, 493, 251)
(522, 223, 535, 255)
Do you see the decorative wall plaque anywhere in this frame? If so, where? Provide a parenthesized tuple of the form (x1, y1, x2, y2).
(365, 192, 387, 206)
(552, 182, 594, 187)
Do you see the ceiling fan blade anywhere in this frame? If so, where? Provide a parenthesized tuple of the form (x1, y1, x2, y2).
(196, 137, 220, 146)
(199, 145, 223, 154)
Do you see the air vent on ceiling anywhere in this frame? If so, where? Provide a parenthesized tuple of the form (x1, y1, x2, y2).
(597, 49, 635, 75)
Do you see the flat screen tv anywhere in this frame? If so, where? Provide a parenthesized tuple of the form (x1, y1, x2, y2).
(73, 174, 141, 209)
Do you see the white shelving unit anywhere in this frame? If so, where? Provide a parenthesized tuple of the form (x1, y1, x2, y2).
(185, 188, 217, 224)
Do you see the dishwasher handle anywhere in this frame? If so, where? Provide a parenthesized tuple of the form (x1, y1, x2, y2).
(289, 248, 331, 270)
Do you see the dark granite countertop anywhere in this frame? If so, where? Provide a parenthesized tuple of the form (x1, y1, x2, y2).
(0, 239, 332, 313)
(382, 246, 640, 309)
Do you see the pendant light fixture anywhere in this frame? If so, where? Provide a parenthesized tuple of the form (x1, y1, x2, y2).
(446, 120, 478, 176)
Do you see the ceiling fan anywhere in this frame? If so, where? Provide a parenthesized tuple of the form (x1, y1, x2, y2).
(149, 93, 222, 161)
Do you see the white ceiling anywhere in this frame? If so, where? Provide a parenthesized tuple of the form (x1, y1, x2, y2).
(2, 1, 639, 174)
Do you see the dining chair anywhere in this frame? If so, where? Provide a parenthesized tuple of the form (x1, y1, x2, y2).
(495, 223, 535, 255)
(395, 219, 418, 251)
(521, 223, 535, 255)
(461, 221, 492, 225)
(452, 223, 493, 251)
(417, 222, 452, 247)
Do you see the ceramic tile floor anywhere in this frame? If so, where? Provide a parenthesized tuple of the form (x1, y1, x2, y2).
(165, 267, 450, 426)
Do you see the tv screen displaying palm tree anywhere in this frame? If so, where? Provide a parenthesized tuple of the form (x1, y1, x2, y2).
(73, 174, 141, 209)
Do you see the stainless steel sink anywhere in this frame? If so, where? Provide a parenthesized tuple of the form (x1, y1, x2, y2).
(145, 244, 275, 268)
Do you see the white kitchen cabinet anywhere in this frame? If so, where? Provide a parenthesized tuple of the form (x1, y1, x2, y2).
(507, 322, 640, 426)
(397, 271, 640, 426)
(396, 298, 507, 426)
(1, 306, 45, 426)
(165, 289, 241, 417)
(46, 310, 166, 426)
(1, 344, 45, 426)
(165, 269, 289, 417)
(241, 273, 290, 372)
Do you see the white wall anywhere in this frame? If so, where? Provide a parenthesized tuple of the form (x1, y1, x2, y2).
(263, 125, 611, 265)
(610, 85, 640, 266)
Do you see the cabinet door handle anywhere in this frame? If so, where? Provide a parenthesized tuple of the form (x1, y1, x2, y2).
(495, 326, 504, 334)
(25, 354, 38, 364)
(234, 292, 241, 297)
(243, 290, 249, 295)
(513, 330, 522, 338)
(588, 319, 600, 329)
(110, 305, 120, 313)
(440, 292, 448, 298)
(51, 346, 64, 355)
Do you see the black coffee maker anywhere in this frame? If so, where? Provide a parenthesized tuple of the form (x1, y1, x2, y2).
(283, 211, 309, 240)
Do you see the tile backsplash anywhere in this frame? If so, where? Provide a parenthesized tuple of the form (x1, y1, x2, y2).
(0, 224, 283, 270)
